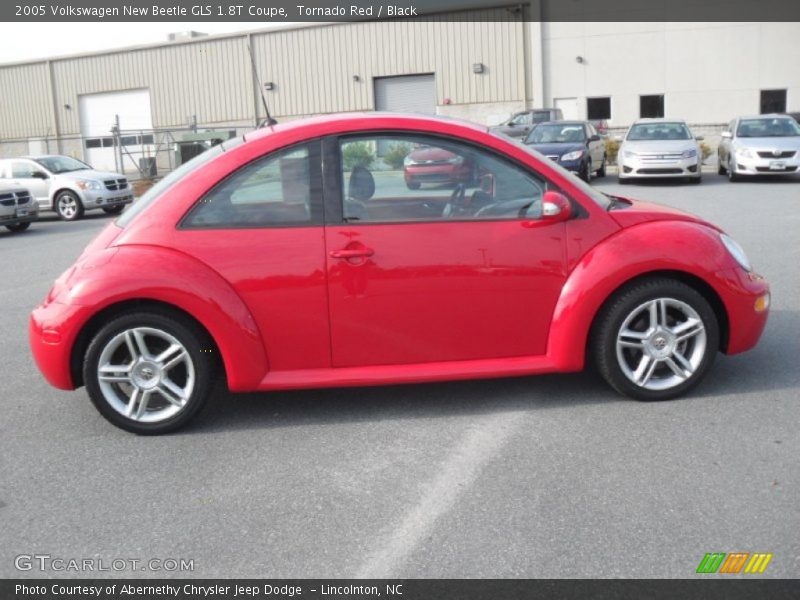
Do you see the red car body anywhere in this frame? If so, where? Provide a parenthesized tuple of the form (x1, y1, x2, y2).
(31, 113, 768, 400)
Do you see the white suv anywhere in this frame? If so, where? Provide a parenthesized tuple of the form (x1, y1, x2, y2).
(0, 155, 133, 221)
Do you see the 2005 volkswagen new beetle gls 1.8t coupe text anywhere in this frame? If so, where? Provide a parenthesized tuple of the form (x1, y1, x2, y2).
(29, 114, 771, 434)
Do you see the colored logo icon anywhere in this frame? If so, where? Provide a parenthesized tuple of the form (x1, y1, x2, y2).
(696, 552, 773, 574)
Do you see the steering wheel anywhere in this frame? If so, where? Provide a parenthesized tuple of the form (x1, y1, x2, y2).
(442, 184, 466, 219)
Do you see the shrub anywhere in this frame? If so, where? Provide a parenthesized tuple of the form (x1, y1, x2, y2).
(383, 142, 412, 170)
(699, 142, 712, 163)
(342, 141, 375, 171)
(604, 137, 621, 165)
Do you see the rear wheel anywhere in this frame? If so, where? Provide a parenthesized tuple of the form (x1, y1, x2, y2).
(83, 310, 215, 434)
(592, 278, 719, 401)
(5, 222, 31, 232)
(55, 191, 84, 221)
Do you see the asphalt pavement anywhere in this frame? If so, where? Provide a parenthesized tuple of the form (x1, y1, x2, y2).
(1, 174, 798, 578)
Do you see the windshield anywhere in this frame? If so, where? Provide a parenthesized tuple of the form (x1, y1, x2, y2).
(737, 118, 800, 137)
(34, 155, 92, 174)
(626, 122, 692, 141)
(527, 123, 586, 144)
(116, 136, 245, 227)
(508, 112, 532, 126)
(508, 137, 611, 210)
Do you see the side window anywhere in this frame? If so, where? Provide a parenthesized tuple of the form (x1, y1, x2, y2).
(11, 161, 37, 178)
(339, 135, 549, 224)
(182, 143, 320, 229)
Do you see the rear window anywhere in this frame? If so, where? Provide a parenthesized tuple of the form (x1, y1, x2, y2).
(117, 136, 245, 227)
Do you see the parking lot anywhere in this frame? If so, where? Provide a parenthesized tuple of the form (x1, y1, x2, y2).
(1, 173, 798, 578)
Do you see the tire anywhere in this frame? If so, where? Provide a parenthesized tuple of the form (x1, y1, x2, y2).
(83, 309, 216, 434)
(55, 191, 84, 221)
(579, 159, 591, 183)
(728, 158, 740, 182)
(5, 221, 31, 232)
(406, 181, 421, 190)
(591, 277, 719, 401)
(102, 205, 125, 215)
(717, 160, 726, 175)
(596, 155, 607, 178)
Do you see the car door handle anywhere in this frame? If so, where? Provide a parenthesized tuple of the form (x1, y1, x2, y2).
(329, 247, 374, 259)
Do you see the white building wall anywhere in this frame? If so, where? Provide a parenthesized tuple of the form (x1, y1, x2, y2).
(541, 22, 800, 127)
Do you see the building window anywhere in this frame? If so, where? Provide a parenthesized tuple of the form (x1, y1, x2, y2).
(760, 89, 787, 114)
(587, 97, 611, 120)
(640, 95, 664, 118)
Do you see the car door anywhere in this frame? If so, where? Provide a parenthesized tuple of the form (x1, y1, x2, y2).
(172, 140, 333, 372)
(324, 133, 569, 368)
(10, 160, 51, 208)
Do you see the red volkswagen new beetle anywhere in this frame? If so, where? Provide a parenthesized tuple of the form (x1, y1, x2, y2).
(30, 113, 770, 434)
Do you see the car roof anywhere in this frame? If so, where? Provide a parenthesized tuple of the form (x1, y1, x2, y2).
(540, 120, 587, 126)
(737, 114, 794, 120)
(631, 118, 687, 124)
(243, 112, 488, 144)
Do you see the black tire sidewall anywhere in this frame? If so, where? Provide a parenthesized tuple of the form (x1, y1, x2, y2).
(83, 310, 215, 434)
(6, 222, 31, 232)
(593, 278, 720, 401)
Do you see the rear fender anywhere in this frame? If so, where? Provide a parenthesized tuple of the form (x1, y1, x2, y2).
(63, 245, 268, 390)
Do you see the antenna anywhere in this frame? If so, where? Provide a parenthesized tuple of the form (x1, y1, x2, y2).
(247, 43, 277, 128)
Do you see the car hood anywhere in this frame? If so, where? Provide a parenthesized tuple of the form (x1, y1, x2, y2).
(55, 170, 126, 182)
(608, 197, 721, 231)
(526, 142, 585, 155)
(489, 125, 526, 137)
(733, 136, 800, 150)
(622, 139, 697, 153)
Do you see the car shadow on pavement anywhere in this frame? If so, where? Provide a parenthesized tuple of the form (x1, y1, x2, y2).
(186, 308, 799, 434)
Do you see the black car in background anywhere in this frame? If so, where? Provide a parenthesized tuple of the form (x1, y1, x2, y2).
(524, 120, 607, 181)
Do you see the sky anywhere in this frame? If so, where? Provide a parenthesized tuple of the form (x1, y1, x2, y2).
(0, 23, 296, 64)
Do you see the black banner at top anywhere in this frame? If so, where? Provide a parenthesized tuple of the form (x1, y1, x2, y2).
(3, 0, 800, 22)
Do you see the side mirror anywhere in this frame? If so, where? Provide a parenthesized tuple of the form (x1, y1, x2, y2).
(695, 135, 705, 141)
(721, 131, 732, 139)
(540, 190, 572, 223)
(32, 171, 49, 179)
(589, 134, 601, 142)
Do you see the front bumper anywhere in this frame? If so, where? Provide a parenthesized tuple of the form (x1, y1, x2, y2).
(0, 203, 39, 226)
(80, 188, 134, 210)
(619, 156, 700, 179)
(716, 267, 770, 355)
(730, 153, 800, 176)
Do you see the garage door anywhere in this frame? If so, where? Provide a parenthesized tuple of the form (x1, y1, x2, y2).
(374, 74, 436, 115)
(78, 89, 153, 172)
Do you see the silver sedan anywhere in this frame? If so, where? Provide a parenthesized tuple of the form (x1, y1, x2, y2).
(718, 114, 800, 181)
(617, 119, 703, 184)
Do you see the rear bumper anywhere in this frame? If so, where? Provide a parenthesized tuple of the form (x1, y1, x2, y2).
(29, 300, 92, 390)
(716, 268, 770, 355)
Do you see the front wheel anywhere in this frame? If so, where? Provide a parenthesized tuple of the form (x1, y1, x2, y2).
(579, 159, 591, 182)
(55, 191, 84, 221)
(592, 278, 719, 401)
(83, 310, 215, 434)
(5, 222, 31, 232)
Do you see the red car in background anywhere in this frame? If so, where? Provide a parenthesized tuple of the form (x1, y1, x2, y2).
(403, 145, 476, 189)
(29, 113, 770, 434)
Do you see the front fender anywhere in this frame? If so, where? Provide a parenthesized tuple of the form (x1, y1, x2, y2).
(61, 245, 268, 390)
(546, 220, 738, 371)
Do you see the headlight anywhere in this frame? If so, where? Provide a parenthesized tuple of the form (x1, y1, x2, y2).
(622, 150, 637, 159)
(682, 149, 697, 159)
(76, 179, 101, 191)
(720, 233, 752, 272)
(561, 150, 584, 161)
(735, 147, 754, 159)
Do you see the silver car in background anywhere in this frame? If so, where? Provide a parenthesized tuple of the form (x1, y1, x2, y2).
(0, 155, 133, 221)
(718, 114, 800, 181)
(0, 181, 39, 233)
(617, 119, 703, 184)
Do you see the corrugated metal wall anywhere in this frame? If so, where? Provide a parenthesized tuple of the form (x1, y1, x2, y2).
(0, 8, 526, 139)
(0, 62, 52, 139)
